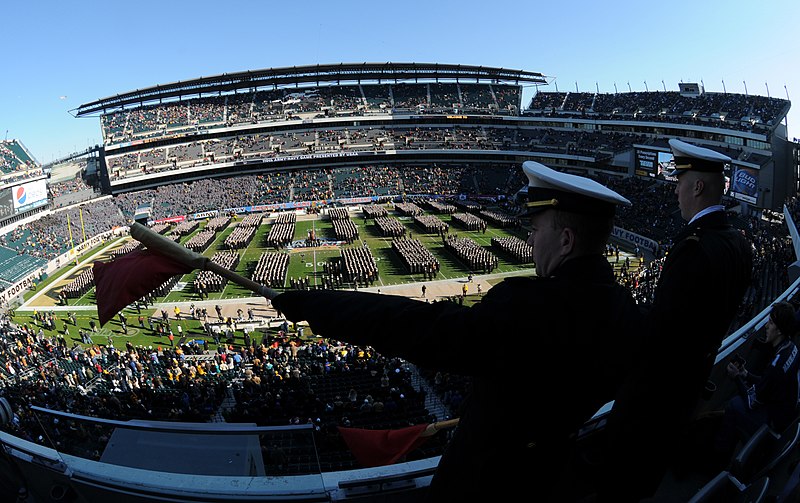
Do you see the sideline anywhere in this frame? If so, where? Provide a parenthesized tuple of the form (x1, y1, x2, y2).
(20, 238, 127, 309)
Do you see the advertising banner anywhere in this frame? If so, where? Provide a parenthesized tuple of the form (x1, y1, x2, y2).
(731, 167, 758, 204)
(12, 179, 48, 210)
(611, 227, 659, 254)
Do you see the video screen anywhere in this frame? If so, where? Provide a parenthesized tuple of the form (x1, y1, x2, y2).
(634, 149, 659, 177)
(0, 187, 13, 219)
(730, 166, 758, 204)
(657, 152, 676, 181)
(634, 148, 676, 180)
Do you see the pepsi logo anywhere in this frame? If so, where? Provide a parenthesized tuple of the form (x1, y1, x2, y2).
(15, 187, 26, 205)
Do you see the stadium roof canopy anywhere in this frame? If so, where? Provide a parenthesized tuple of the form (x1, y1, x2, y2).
(73, 62, 549, 116)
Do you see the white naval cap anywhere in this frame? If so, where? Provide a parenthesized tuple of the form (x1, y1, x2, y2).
(519, 161, 631, 217)
(665, 139, 731, 177)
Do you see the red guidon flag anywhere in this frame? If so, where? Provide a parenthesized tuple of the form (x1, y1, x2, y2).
(337, 423, 430, 467)
(93, 249, 193, 326)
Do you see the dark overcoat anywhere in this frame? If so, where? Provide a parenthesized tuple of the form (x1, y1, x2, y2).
(273, 254, 644, 502)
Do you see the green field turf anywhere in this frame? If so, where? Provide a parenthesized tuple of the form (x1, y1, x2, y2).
(16, 295, 486, 350)
(12, 209, 536, 348)
(13, 293, 488, 353)
(9, 207, 646, 353)
(55, 210, 536, 305)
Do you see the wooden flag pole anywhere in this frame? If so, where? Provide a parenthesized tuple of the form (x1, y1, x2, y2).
(421, 418, 460, 437)
(129, 222, 280, 300)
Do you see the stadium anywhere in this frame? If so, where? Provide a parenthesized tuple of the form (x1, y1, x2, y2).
(0, 61, 798, 501)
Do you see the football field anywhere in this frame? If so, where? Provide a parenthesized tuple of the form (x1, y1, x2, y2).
(12, 208, 642, 351)
(26, 208, 536, 309)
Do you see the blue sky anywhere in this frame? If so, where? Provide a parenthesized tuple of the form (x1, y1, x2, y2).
(2, 0, 798, 163)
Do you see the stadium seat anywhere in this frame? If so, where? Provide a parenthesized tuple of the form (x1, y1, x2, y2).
(687, 470, 769, 503)
(772, 456, 800, 502)
(730, 422, 800, 485)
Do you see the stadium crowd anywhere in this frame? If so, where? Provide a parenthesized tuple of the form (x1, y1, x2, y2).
(0, 162, 792, 323)
(0, 199, 126, 260)
(0, 70, 795, 490)
(0, 156, 797, 481)
(527, 90, 788, 133)
(100, 82, 521, 145)
(0, 141, 39, 174)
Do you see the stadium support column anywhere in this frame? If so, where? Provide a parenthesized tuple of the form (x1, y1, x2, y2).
(98, 151, 112, 194)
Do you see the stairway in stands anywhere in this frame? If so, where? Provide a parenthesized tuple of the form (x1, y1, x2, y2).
(408, 364, 452, 422)
(212, 383, 237, 422)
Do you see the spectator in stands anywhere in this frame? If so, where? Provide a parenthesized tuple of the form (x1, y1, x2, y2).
(600, 139, 754, 501)
(713, 301, 800, 465)
(271, 161, 643, 502)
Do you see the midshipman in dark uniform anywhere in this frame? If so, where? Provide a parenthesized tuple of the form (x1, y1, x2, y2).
(272, 161, 644, 502)
(600, 139, 754, 501)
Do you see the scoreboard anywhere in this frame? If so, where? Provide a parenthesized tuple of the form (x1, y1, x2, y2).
(0, 187, 13, 219)
(634, 147, 675, 179)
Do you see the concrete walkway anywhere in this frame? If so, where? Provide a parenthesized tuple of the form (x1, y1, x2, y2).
(14, 269, 525, 322)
